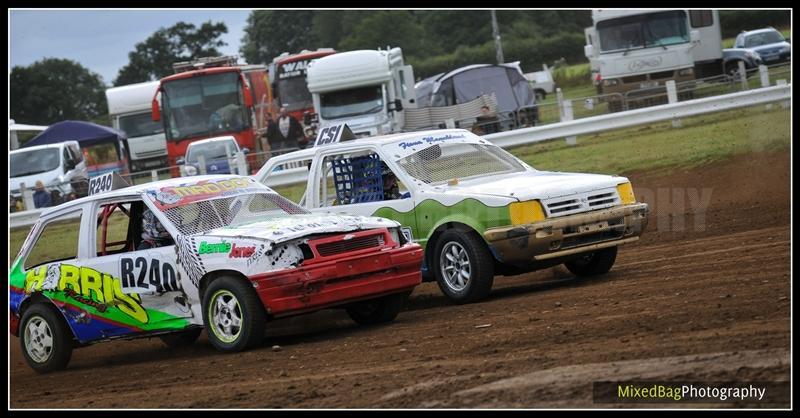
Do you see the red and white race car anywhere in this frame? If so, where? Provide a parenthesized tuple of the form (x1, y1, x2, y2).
(10, 175, 422, 373)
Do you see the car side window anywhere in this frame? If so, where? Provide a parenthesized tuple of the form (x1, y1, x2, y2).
(95, 200, 150, 257)
(69, 144, 84, 163)
(24, 211, 82, 270)
(317, 151, 409, 208)
(265, 157, 313, 205)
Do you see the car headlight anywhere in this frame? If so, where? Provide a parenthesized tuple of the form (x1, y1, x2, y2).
(509, 200, 546, 225)
(678, 68, 694, 76)
(183, 165, 198, 176)
(603, 78, 619, 86)
(617, 182, 636, 205)
(780, 46, 790, 53)
(387, 227, 404, 246)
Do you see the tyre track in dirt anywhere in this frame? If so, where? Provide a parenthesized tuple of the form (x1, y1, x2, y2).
(10, 151, 790, 408)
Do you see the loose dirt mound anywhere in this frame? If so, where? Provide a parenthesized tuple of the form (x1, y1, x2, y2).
(10, 151, 790, 408)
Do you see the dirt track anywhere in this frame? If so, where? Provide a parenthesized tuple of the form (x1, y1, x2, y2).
(10, 151, 790, 408)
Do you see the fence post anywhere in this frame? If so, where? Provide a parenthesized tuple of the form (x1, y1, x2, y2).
(236, 151, 248, 176)
(556, 88, 565, 118)
(738, 61, 748, 90)
(151, 170, 159, 182)
(666, 80, 682, 128)
(776, 79, 789, 109)
(561, 100, 576, 145)
(198, 155, 207, 175)
(20, 182, 35, 211)
(759, 65, 773, 110)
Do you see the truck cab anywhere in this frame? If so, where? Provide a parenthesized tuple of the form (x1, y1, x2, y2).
(306, 48, 417, 137)
(106, 81, 168, 172)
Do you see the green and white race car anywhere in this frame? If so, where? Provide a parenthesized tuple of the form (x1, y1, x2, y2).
(254, 129, 649, 303)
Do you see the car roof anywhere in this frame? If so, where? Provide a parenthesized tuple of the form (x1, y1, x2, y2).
(11, 141, 76, 154)
(264, 128, 474, 163)
(187, 136, 238, 147)
(743, 28, 781, 36)
(39, 174, 272, 218)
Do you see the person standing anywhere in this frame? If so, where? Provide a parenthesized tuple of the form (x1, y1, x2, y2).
(266, 106, 303, 152)
(33, 180, 52, 208)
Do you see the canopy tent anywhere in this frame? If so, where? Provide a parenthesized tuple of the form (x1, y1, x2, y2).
(24, 120, 126, 148)
(415, 63, 536, 114)
(24, 120, 129, 176)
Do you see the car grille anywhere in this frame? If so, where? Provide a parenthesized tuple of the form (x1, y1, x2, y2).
(316, 234, 384, 257)
(542, 188, 621, 217)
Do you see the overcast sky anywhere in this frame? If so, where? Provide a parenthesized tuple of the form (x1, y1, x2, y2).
(9, 9, 252, 86)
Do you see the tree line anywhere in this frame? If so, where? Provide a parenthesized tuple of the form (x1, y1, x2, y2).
(10, 10, 790, 126)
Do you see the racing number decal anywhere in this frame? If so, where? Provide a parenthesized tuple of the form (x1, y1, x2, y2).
(88, 173, 114, 195)
(120, 257, 180, 293)
(315, 125, 341, 146)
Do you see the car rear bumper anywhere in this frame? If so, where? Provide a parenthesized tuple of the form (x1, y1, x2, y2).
(250, 243, 423, 317)
(484, 203, 649, 264)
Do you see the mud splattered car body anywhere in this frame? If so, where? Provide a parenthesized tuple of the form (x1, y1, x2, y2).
(9, 175, 422, 372)
(255, 129, 649, 303)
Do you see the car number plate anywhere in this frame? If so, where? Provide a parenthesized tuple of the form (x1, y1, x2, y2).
(578, 221, 609, 233)
(764, 55, 779, 61)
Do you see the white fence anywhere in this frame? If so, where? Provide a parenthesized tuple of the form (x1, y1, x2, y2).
(9, 82, 791, 230)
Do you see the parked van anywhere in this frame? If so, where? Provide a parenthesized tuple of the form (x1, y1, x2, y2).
(10, 141, 88, 203)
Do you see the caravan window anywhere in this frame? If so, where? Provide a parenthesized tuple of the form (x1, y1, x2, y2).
(689, 10, 713, 28)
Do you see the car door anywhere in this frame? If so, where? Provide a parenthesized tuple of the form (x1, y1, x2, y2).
(76, 198, 194, 338)
(309, 146, 418, 241)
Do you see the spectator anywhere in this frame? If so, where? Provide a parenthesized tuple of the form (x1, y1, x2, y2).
(266, 106, 303, 152)
(33, 181, 52, 208)
(473, 105, 501, 135)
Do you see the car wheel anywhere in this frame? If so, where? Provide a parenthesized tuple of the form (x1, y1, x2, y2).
(19, 304, 73, 373)
(564, 246, 618, 277)
(202, 276, 267, 352)
(346, 292, 407, 325)
(535, 89, 546, 102)
(159, 328, 202, 348)
(433, 230, 494, 304)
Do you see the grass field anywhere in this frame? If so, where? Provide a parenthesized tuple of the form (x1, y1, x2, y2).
(9, 105, 790, 266)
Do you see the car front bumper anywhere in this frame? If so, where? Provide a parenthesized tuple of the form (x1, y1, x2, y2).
(484, 203, 649, 264)
(250, 243, 423, 317)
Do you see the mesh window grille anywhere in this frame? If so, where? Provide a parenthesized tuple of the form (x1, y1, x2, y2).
(398, 143, 527, 185)
(331, 153, 384, 204)
(162, 193, 307, 235)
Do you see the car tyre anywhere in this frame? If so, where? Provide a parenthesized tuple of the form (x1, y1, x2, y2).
(202, 276, 266, 353)
(19, 304, 73, 374)
(433, 230, 495, 304)
(159, 328, 202, 348)
(564, 246, 618, 277)
(346, 292, 407, 325)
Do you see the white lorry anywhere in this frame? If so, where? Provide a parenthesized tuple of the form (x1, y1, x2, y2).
(584, 9, 723, 110)
(105, 81, 168, 172)
(306, 47, 417, 137)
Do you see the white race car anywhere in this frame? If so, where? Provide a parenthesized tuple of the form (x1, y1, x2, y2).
(10, 175, 422, 373)
(255, 128, 649, 303)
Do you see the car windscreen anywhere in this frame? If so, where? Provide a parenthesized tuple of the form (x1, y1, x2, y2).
(119, 112, 164, 137)
(397, 142, 527, 185)
(186, 141, 238, 163)
(745, 31, 785, 47)
(320, 85, 383, 120)
(161, 192, 309, 235)
(11, 148, 60, 177)
(598, 10, 689, 53)
(277, 75, 313, 111)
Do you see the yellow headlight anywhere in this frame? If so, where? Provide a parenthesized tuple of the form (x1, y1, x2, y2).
(509, 200, 546, 225)
(617, 182, 636, 204)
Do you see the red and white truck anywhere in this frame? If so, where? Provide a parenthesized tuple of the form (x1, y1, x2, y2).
(269, 48, 336, 142)
(151, 56, 274, 175)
